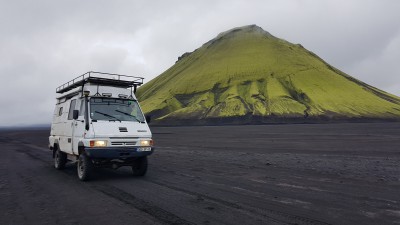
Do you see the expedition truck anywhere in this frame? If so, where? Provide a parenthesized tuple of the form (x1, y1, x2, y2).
(49, 72, 154, 181)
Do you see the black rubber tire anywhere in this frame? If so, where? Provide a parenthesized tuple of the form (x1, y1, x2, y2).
(77, 153, 93, 181)
(132, 156, 148, 176)
(54, 149, 67, 170)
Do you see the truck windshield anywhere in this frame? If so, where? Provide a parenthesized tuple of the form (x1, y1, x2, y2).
(90, 98, 145, 122)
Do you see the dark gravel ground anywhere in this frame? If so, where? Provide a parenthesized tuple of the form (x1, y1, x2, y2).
(0, 122, 399, 225)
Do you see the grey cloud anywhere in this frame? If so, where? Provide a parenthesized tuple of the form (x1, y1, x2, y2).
(0, 0, 399, 126)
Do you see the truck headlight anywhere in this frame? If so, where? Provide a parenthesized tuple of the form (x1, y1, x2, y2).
(90, 140, 107, 147)
(139, 139, 153, 146)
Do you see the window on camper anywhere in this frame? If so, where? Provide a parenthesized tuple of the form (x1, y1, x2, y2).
(68, 99, 77, 120)
(90, 98, 145, 122)
(58, 107, 63, 117)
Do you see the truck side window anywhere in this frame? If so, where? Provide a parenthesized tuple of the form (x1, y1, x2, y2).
(58, 107, 63, 116)
(68, 99, 77, 120)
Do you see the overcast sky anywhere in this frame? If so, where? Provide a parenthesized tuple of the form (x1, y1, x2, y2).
(1, 0, 399, 126)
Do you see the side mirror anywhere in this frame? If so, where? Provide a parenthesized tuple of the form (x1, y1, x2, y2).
(73, 110, 79, 120)
(145, 115, 151, 124)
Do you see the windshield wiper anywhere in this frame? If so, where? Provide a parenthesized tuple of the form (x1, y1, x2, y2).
(95, 111, 121, 122)
(115, 110, 143, 123)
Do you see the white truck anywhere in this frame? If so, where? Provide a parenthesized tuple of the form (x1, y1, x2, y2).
(49, 71, 154, 181)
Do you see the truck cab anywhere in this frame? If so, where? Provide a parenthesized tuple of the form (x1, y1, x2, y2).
(49, 72, 153, 181)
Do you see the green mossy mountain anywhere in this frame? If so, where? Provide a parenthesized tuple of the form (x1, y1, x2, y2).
(137, 25, 400, 125)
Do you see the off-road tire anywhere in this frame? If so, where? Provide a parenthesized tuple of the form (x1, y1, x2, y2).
(132, 156, 148, 176)
(77, 153, 93, 181)
(54, 149, 67, 170)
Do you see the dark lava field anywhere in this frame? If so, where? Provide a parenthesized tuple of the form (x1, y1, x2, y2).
(0, 123, 399, 225)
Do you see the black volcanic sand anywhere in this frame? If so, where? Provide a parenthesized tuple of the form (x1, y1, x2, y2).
(0, 123, 399, 225)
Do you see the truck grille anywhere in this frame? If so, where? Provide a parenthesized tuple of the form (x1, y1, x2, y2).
(111, 141, 137, 146)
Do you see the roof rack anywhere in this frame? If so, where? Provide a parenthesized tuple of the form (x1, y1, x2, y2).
(56, 71, 144, 94)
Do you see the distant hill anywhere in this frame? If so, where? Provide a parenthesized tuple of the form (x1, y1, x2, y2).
(137, 25, 400, 125)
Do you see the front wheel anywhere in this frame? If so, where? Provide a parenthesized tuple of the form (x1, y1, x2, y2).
(132, 156, 148, 176)
(77, 153, 93, 181)
(54, 149, 67, 170)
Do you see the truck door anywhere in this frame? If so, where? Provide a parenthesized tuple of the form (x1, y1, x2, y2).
(65, 99, 77, 154)
(72, 98, 86, 154)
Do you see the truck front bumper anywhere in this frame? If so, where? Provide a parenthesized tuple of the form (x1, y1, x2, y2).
(85, 147, 154, 159)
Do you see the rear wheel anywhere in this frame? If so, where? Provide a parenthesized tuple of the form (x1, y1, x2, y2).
(54, 149, 67, 170)
(77, 153, 93, 181)
(132, 156, 148, 176)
